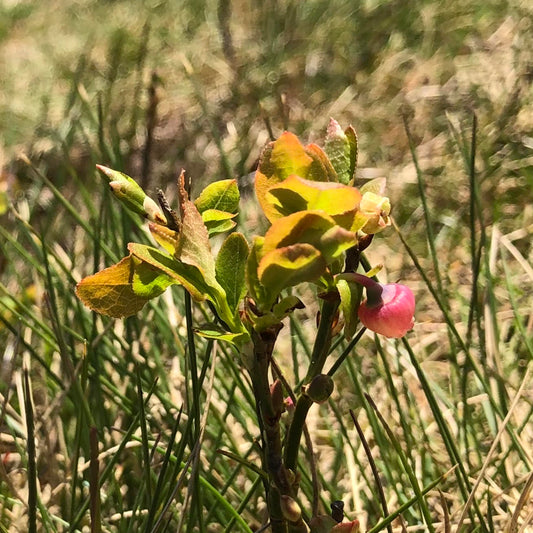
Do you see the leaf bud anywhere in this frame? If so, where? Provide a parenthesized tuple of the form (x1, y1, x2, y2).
(270, 379, 285, 419)
(305, 374, 334, 404)
(96, 165, 166, 224)
(331, 500, 344, 523)
(280, 495, 302, 522)
(309, 515, 337, 533)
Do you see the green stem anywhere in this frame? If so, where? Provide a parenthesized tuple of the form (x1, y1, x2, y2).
(184, 291, 204, 532)
(303, 297, 340, 383)
(285, 297, 339, 472)
(284, 395, 313, 473)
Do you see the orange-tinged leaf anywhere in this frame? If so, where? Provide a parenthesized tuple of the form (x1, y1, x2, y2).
(262, 210, 337, 252)
(269, 132, 313, 178)
(175, 170, 217, 285)
(319, 225, 358, 261)
(255, 132, 316, 222)
(76, 255, 174, 318)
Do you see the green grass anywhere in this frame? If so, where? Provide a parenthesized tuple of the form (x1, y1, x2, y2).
(1, 0, 533, 531)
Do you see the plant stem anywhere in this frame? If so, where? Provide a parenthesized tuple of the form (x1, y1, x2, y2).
(303, 296, 340, 383)
(250, 325, 288, 532)
(285, 296, 339, 472)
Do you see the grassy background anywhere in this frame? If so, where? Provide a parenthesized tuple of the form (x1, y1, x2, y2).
(1, 0, 533, 531)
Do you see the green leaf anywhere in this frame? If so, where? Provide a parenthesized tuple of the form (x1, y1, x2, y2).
(215, 232, 249, 312)
(262, 210, 356, 264)
(76, 255, 175, 318)
(246, 236, 269, 309)
(323, 119, 358, 185)
(194, 179, 240, 214)
(272, 295, 304, 319)
(266, 175, 361, 227)
(128, 243, 216, 303)
(336, 277, 362, 339)
(195, 327, 249, 345)
(258, 243, 327, 300)
(130, 243, 240, 333)
(201, 209, 237, 236)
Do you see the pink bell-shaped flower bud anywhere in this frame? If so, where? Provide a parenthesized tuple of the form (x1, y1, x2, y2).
(346, 273, 415, 338)
(330, 519, 360, 533)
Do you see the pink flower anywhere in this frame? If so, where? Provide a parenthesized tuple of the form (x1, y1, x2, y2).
(339, 273, 415, 338)
(330, 520, 360, 533)
(358, 282, 415, 338)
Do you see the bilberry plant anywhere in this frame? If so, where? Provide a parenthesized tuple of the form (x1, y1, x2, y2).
(77, 119, 415, 532)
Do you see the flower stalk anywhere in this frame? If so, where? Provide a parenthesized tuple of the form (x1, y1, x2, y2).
(284, 296, 340, 473)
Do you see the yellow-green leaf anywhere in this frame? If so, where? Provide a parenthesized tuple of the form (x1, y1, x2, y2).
(149, 222, 179, 255)
(255, 132, 324, 222)
(336, 277, 362, 339)
(201, 209, 237, 236)
(76, 255, 174, 318)
(194, 179, 240, 214)
(266, 175, 361, 228)
(273, 295, 305, 319)
(128, 242, 215, 302)
(262, 210, 356, 264)
(195, 327, 250, 346)
(246, 236, 269, 309)
(258, 243, 327, 300)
